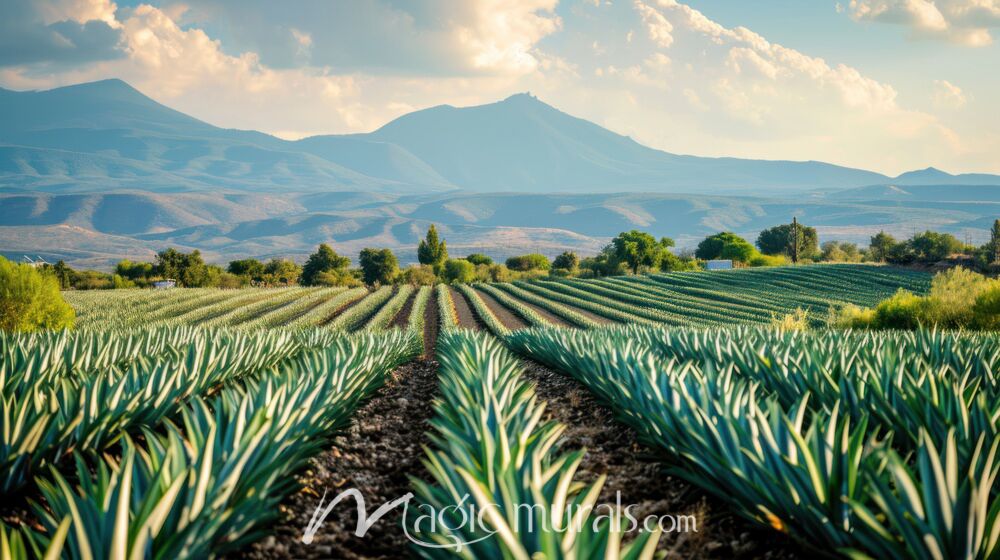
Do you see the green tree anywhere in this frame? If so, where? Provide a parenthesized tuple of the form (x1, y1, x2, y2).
(262, 259, 302, 285)
(155, 248, 210, 287)
(49, 260, 73, 289)
(0, 256, 75, 332)
(301, 244, 351, 286)
(991, 219, 1000, 265)
(552, 251, 579, 272)
(907, 230, 965, 262)
(610, 230, 674, 274)
(696, 232, 755, 263)
(359, 248, 399, 286)
(506, 253, 551, 272)
(417, 225, 448, 269)
(466, 253, 493, 266)
(869, 231, 897, 262)
(756, 223, 819, 258)
(443, 259, 476, 284)
(227, 258, 265, 280)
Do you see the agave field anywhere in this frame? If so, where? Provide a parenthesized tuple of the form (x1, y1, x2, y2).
(8, 264, 992, 559)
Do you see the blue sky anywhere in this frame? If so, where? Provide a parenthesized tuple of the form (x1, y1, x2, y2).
(1, 0, 997, 174)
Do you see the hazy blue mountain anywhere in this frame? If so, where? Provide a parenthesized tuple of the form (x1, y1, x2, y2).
(892, 167, 1000, 186)
(355, 93, 890, 192)
(6, 189, 994, 268)
(0, 79, 450, 193)
(0, 79, 929, 195)
(838, 183, 1000, 202)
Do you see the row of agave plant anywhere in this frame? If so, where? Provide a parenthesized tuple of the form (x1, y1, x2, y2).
(1, 327, 421, 558)
(507, 325, 1000, 559)
(412, 329, 661, 559)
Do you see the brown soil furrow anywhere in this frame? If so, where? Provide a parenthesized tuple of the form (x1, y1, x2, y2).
(448, 286, 482, 330)
(242, 359, 438, 560)
(502, 292, 571, 327)
(389, 289, 417, 329)
(473, 287, 529, 330)
(423, 290, 439, 358)
(521, 362, 804, 559)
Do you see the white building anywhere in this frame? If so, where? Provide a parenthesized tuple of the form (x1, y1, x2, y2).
(153, 279, 177, 289)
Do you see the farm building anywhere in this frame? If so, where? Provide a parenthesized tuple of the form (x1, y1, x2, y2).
(153, 279, 177, 289)
(705, 259, 733, 270)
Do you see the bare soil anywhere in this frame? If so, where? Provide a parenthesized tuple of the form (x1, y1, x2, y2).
(422, 290, 439, 359)
(448, 286, 482, 330)
(504, 293, 571, 327)
(241, 359, 439, 560)
(473, 287, 529, 330)
(320, 291, 370, 326)
(522, 362, 806, 559)
(389, 289, 417, 329)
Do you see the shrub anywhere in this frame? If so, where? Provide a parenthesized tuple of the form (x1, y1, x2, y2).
(0, 256, 75, 332)
(972, 285, 1000, 330)
(398, 265, 437, 286)
(748, 253, 788, 267)
(829, 303, 877, 329)
(301, 244, 350, 286)
(442, 259, 476, 284)
(771, 308, 809, 331)
(465, 253, 493, 266)
(870, 290, 927, 329)
(506, 253, 550, 272)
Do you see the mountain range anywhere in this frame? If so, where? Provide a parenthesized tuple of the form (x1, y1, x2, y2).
(1, 79, 998, 267)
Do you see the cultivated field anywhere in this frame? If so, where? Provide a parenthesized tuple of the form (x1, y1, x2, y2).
(8, 264, 996, 559)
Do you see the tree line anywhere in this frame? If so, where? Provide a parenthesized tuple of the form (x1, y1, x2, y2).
(31, 219, 1000, 290)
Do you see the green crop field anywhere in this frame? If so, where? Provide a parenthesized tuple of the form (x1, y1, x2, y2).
(9, 264, 998, 559)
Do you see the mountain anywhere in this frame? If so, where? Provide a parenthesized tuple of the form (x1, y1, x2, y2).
(0, 79, 452, 193)
(0, 79, 937, 195)
(893, 167, 1000, 186)
(349, 92, 891, 192)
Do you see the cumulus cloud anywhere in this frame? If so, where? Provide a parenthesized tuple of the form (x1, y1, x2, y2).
(0, 0, 124, 67)
(846, 0, 1000, 46)
(177, 0, 560, 75)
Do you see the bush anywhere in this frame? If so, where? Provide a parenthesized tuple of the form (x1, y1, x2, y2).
(506, 253, 551, 272)
(443, 259, 476, 284)
(466, 253, 493, 266)
(399, 265, 437, 286)
(0, 256, 75, 332)
(973, 286, 1000, 330)
(870, 290, 927, 330)
(748, 253, 788, 267)
(771, 308, 809, 331)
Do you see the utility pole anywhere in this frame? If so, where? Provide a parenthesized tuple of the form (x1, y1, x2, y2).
(790, 216, 799, 264)
(992, 218, 1000, 265)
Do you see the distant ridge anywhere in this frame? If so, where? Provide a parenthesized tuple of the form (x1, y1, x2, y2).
(6, 79, 997, 195)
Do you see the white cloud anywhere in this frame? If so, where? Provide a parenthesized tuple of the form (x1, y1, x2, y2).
(932, 79, 968, 107)
(847, 0, 1000, 46)
(634, 0, 674, 48)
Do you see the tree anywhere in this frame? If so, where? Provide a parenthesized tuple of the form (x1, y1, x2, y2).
(696, 232, 756, 263)
(991, 219, 1000, 265)
(228, 258, 265, 280)
(506, 254, 551, 272)
(822, 241, 862, 263)
(443, 259, 476, 284)
(869, 231, 897, 262)
(908, 230, 964, 262)
(552, 251, 579, 272)
(0, 256, 75, 332)
(399, 265, 437, 286)
(417, 225, 448, 269)
(262, 259, 301, 286)
(466, 253, 493, 266)
(48, 260, 73, 289)
(757, 223, 818, 258)
(155, 248, 210, 287)
(610, 230, 674, 274)
(301, 244, 350, 286)
(359, 248, 399, 286)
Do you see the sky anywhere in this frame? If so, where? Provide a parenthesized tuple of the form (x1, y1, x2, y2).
(1, 0, 998, 175)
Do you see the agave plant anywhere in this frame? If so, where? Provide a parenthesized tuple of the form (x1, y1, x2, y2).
(411, 330, 660, 559)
